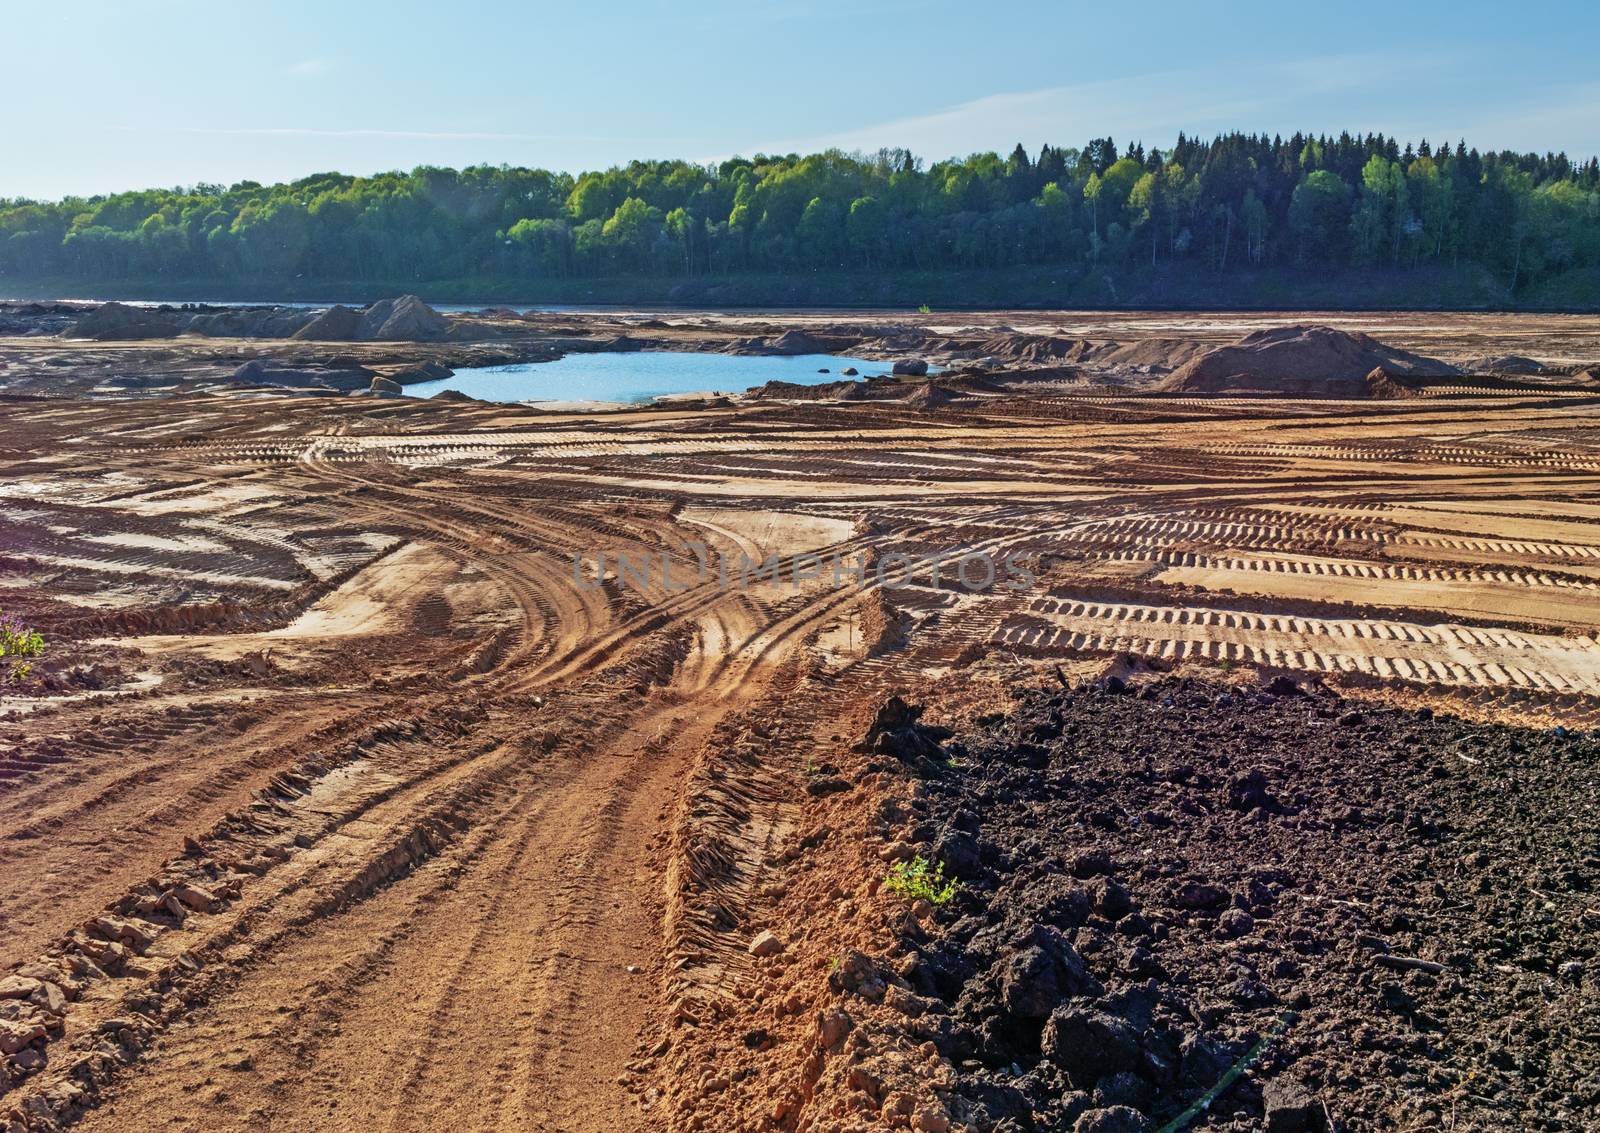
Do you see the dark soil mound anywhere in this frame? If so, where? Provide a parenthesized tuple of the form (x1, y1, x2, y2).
(873, 678, 1596, 1132)
(61, 302, 179, 341)
(1159, 326, 1458, 397)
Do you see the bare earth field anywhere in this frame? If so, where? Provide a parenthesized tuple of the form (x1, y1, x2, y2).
(1, 308, 1597, 1133)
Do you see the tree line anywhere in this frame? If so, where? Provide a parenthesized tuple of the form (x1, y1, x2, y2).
(2, 132, 1598, 294)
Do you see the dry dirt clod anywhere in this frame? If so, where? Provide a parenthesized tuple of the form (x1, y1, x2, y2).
(748, 930, 784, 957)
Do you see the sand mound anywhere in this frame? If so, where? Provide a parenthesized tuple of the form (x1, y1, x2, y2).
(1363, 367, 1422, 400)
(61, 302, 180, 341)
(767, 329, 827, 355)
(389, 361, 454, 384)
(1460, 354, 1547, 375)
(980, 335, 1087, 365)
(229, 359, 378, 391)
(186, 306, 317, 338)
(360, 295, 448, 341)
(291, 296, 447, 342)
(1101, 337, 1212, 370)
(726, 329, 830, 356)
(291, 305, 363, 341)
(1159, 325, 1457, 397)
(899, 383, 961, 409)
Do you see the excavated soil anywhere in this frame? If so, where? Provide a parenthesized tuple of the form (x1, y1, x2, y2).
(888, 676, 1597, 1132)
(1, 307, 1599, 1133)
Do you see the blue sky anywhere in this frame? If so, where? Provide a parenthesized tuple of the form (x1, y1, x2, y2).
(3, 0, 1596, 199)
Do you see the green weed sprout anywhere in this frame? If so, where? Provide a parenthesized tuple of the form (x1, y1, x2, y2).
(884, 855, 958, 905)
(0, 611, 44, 683)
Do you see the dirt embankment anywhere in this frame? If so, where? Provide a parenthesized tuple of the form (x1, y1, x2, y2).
(60, 296, 451, 343)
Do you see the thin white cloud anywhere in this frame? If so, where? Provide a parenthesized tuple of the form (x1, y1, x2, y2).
(756, 52, 1495, 161)
(286, 57, 334, 78)
(110, 125, 711, 145)
(1399, 82, 1600, 157)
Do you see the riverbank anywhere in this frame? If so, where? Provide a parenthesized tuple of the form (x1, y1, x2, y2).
(6, 262, 1599, 312)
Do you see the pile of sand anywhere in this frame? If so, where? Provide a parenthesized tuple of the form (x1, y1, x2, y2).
(293, 296, 448, 342)
(724, 329, 831, 356)
(360, 295, 449, 341)
(64, 297, 451, 343)
(1362, 367, 1423, 400)
(969, 335, 1102, 366)
(1100, 337, 1213, 370)
(229, 359, 378, 391)
(1459, 354, 1547, 375)
(291, 305, 363, 341)
(60, 302, 181, 341)
(1158, 325, 1457, 397)
(899, 383, 962, 409)
(185, 307, 317, 338)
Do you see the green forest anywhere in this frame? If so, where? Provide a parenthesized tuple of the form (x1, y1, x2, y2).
(4, 132, 1599, 307)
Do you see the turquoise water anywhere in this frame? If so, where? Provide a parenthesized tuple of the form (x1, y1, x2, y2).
(403, 352, 912, 404)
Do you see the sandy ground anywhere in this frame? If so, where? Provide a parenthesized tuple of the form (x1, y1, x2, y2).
(1, 310, 1599, 1132)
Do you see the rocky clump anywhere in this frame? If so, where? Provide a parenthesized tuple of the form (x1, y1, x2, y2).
(869, 678, 1597, 1131)
(1158, 326, 1458, 397)
(0, 869, 242, 1102)
(856, 696, 955, 777)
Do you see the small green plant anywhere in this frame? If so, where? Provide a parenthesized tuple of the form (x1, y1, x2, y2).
(884, 855, 958, 905)
(917, 303, 932, 314)
(0, 610, 44, 683)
